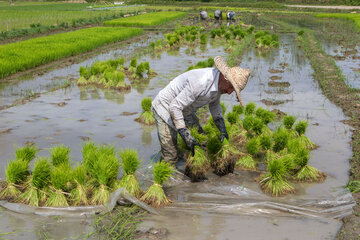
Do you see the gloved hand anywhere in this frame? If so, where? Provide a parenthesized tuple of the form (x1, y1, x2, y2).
(214, 118, 229, 143)
(178, 128, 200, 156)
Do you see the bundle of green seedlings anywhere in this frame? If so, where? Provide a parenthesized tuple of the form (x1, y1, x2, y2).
(162, 25, 202, 48)
(127, 57, 156, 80)
(150, 39, 164, 52)
(140, 161, 173, 208)
(185, 144, 210, 182)
(254, 31, 279, 50)
(0, 145, 38, 200)
(135, 97, 155, 125)
(117, 149, 143, 198)
(187, 58, 214, 71)
(77, 57, 130, 90)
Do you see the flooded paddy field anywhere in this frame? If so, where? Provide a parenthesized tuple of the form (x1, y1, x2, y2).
(0, 15, 356, 239)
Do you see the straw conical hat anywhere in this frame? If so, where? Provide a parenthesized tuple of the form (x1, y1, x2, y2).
(214, 56, 250, 106)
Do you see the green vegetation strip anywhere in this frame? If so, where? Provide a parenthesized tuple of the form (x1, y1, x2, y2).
(103, 11, 187, 27)
(0, 27, 143, 79)
(228, 33, 254, 67)
(316, 13, 360, 31)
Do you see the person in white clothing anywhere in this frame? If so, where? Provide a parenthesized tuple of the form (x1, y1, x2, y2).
(152, 56, 250, 163)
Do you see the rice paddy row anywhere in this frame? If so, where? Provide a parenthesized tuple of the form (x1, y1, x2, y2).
(103, 11, 187, 27)
(0, 143, 173, 208)
(316, 13, 360, 31)
(0, 27, 144, 79)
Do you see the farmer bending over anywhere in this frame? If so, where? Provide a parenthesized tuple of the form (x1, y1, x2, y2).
(152, 56, 250, 164)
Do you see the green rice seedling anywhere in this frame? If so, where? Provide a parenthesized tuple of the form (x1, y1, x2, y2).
(283, 115, 296, 130)
(82, 141, 97, 172)
(135, 97, 155, 125)
(185, 146, 209, 182)
(71, 165, 89, 206)
(18, 157, 51, 206)
(280, 154, 296, 172)
(243, 115, 255, 132)
(273, 128, 290, 152)
(297, 30, 304, 37)
(79, 66, 91, 79)
(226, 111, 239, 125)
(200, 34, 207, 44)
(236, 155, 256, 171)
(135, 63, 146, 78)
(77, 76, 88, 85)
(297, 135, 316, 150)
(246, 137, 261, 155)
(210, 29, 217, 38)
(245, 102, 256, 115)
(190, 128, 207, 144)
(140, 161, 174, 208)
(247, 26, 255, 34)
(50, 144, 71, 167)
(129, 58, 137, 72)
(118, 149, 142, 198)
(346, 180, 360, 193)
(295, 149, 325, 182)
(91, 152, 120, 205)
(259, 158, 295, 196)
(251, 117, 264, 135)
(255, 107, 275, 124)
(0, 160, 29, 200)
(220, 102, 227, 115)
(213, 139, 240, 176)
(232, 104, 244, 115)
(260, 135, 272, 151)
(224, 32, 231, 41)
(15, 145, 38, 163)
(287, 137, 307, 154)
(207, 135, 222, 155)
(45, 164, 73, 207)
(295, 120, 308, 136)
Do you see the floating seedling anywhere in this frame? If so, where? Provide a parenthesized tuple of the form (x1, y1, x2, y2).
(18, 157, 51, 206)
(236, 155, 257, 171)
(135, 97, 155, 125)
(0, 160, 29, 200)
(213, 138, 239, 176)
(295, 149, 325, 182)
(185, 146, 210, 182)
(259, 158, 295, 197)
(140, 161, 173, 208)
(118, 149, 142, 198)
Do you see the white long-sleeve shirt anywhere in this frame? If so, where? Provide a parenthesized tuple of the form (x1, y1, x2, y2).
(152, 67, 223, 130)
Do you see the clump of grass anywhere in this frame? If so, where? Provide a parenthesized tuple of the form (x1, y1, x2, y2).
(50, 144, 71, 167)
(295, 149, 325, 182)
(135, 97, 155, 125)
(0, 160, 29, 200)
(140, 161, 173, 208)
(18, 157, 51, 206)
(236, 155, 256, 171)
(259, 158, 295, 197)
(245, 102, 256, 115)
(346, 181, 360, 193)
(45, 164, 73, 207)
(246, 137, 261, 155)
(118, 149, 142, 198)
(295, 120, 308, 136)
(213, 139, 239, 176)
(283, 115, 296, 129)
(185, 146, 209, 182)
(71, 164, 89, 206)
(15, 145, 38, 163)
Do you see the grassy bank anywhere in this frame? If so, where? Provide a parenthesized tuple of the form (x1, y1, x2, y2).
(104, 11, 187, 27)
(0, 27, 143, 79)
(316, 13, 360, 31)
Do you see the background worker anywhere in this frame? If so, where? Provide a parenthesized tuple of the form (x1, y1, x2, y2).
(152, 56, 250, 164)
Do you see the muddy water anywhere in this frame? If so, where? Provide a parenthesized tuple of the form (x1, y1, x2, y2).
(0, 33, 353, 239)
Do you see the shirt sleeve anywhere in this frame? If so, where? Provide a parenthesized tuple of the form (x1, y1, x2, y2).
(169, 80, 197, 129)
(209, 94, 223, 121)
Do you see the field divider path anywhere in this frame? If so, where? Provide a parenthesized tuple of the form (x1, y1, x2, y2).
(0, 27, 144, 79)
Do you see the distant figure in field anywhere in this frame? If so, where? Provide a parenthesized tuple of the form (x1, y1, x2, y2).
(227, 11, 236, 21)
(200, 10, 208, 21)
(214, 9, 222, 23)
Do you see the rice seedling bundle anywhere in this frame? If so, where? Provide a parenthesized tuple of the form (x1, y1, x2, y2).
(232, 104, 244, 115)
(185, 146, 210, 182)
(226, 111, 239, 125)
(0, 27, 143, 78)
(140, 161, 173, 208)
(295, 149, 325, 182)
(283, 115, 296, 130)
(246, 137, 261, 156)
(236, 155, 257, 171)
(0, 160, 29, 199)
(187, 58, 214, 71)
(15, 145, 38, 163)
(244, 102, 256, 115)
(259, 158, 295, 196)
(45, 164, 73, 207)
(255, 107, 275, 125)
(213, 139, 240, 176)
(50, 144, 71, 167)
(260, 134, 272, 151)
(18, 157, 51, 206)
(118, 149, 142, 198)
(71, 164, 89, 206)
(135, 97, 155, 125)
(272, 127, 290, 152)
(200, 33, 207, 44)
(103, 12, 187, 27)
(190, 127, 207, 145)
(295, 120, 308, 136)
